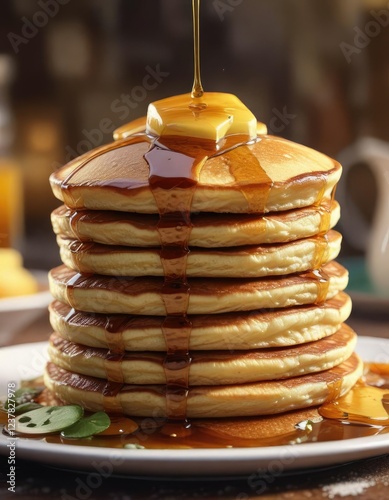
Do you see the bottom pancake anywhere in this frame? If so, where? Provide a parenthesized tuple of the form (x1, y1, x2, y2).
(47, 324, 357, 385)
(44, 353, 363, 418)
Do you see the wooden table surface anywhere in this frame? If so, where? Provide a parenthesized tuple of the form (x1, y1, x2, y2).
(1, 309, 388, 500)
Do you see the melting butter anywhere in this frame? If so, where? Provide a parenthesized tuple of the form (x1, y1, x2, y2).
(113, 116, 146, 141)
(146, 92, 261, 142)
(113, 111, 267, 142)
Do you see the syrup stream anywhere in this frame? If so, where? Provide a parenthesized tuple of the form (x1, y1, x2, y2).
(191, 0, 204, 99)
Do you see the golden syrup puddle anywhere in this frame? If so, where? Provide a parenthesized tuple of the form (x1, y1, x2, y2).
(2, 363, 389, 449)
(319, 363, 389, 426)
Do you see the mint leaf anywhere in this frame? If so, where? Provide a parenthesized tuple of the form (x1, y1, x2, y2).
(15, 405, 83, 434)
(15, 402, 42, 415)
(61, 411, 111, 439)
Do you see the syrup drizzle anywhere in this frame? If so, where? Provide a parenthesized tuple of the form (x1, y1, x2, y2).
(311, 234, 330, 270)
(145, 139, 204, 420)
(306, 268, 331, 305)
(317, 200, 333, 235)
(191, 0, 203, 99)
(303, 180, 339, 301)
(144, 134, 270, 420)
(223, 144, 272, 213)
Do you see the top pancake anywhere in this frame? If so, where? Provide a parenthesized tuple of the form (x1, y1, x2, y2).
(50, 134, 341, 214)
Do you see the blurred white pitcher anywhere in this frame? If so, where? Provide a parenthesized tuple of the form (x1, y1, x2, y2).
(337, 137, 389, 296)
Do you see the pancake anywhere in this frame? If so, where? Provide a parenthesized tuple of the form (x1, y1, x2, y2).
(46, 93, 356, 424)
(51, 199, 340, 248)
(49, 135, 341, 214)
(47, 324, 357, 385)
(49, 292, 351, 351)
(194, 407, 323, 443)
(56, 230, 342, 278)
(44, 353, 363, 418)
(48, 261, 348, 315)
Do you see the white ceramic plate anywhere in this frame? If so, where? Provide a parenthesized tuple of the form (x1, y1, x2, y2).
(0, 337, 389, 478)
(0, 271, 51, 345)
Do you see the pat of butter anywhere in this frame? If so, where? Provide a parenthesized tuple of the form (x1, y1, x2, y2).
(146, 92, 261, 142)
(257, 122, 267, 135)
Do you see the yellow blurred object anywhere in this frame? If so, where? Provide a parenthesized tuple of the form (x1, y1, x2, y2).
(0, 248, 38, 298)
(0, 159, 23, 248)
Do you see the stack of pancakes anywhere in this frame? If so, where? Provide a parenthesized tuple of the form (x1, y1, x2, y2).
(45, 122, 362, 419)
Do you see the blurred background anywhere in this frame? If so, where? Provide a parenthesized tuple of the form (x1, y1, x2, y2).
(0, 0, 388, 271)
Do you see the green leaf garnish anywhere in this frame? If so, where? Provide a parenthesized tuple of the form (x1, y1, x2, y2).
(61, 411, 111, 439)
(15, 405, 83, 434)
(14, 402, 42, 415)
